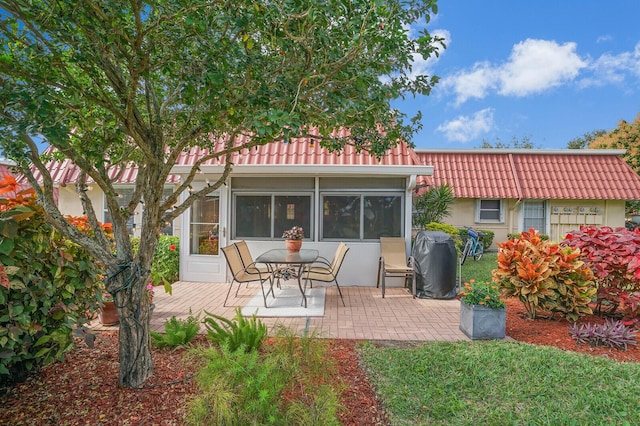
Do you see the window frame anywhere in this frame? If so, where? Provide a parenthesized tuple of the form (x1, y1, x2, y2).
(475, 199, 504, 223)
(320, 191, 404, 241)
(232, 191, 314, 240)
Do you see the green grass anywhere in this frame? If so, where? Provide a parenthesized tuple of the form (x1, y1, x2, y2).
(460, 252, 497, 284)
(358, 340, 640, 425)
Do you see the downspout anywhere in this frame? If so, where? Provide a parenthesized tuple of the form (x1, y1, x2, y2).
(407, 175, 417, 241)
(508, 153, 524, 235)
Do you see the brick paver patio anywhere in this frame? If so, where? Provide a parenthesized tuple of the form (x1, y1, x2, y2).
(95, 281, 469, 341)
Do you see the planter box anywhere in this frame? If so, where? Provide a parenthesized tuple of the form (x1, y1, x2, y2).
(459, 301, 506, 340)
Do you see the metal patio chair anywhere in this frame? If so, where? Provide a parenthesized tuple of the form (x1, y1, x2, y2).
(376, 237, 416, 299)
(302, 242, 348, 306)
(220, 243, 271, 307)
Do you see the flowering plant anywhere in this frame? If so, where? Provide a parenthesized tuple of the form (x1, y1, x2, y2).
(282, 226, 304, 240)
(458, 280, 505, 309)
(146, 283, 155, 302)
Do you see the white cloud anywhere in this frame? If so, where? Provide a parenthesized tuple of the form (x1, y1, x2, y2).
(442, 39, 587, 104)
(498, 39, 586, 96)
(436, 108, 494, 142)
(580, 41, 640, 87)
(441, 62, 498, 106)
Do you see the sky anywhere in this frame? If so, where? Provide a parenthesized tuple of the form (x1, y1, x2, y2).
(395, 0, 640, 150)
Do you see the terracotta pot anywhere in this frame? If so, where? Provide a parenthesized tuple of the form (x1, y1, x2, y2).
(99, 301, 119, 326)
(285, 239, 302, 253)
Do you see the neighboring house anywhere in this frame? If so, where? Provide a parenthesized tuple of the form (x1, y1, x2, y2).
(415, 149, 640, 246)
(34, 137, 432, 286)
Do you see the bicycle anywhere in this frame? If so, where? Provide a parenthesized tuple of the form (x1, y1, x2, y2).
(460, 226, 485, 264)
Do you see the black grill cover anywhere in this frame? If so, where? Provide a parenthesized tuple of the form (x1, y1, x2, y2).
(412, 231, 457, 299)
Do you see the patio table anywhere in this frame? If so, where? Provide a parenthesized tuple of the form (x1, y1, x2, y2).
(255, 249, 319, 308)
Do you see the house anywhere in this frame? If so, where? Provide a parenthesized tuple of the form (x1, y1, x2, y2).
(27, 144, 640, 286)
(415, 149, 640, 246)
(35, 136, 432, 286)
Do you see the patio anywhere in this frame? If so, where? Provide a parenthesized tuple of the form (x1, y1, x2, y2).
(95, 281, 469, 341)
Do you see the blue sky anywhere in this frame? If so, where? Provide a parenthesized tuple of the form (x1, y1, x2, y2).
(396, 1, 640, 149)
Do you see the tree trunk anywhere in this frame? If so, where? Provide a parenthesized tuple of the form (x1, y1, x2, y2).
(108, 265, 154, 388)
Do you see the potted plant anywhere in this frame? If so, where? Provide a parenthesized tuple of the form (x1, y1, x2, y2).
(282, 226, 304, 252)
(458, 280, 506, 340)
(98, 291, 119, 326)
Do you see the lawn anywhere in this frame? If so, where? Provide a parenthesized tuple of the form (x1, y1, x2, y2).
(460, 251, 497, 283)
(358, 340, 640, 425)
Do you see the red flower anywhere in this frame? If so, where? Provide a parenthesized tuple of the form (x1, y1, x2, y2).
(169, 245, 176, 251)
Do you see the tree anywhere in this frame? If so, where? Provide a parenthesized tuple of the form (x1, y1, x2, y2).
(477, 136, 538, 149)
(587, 114, 640, 216)
(0, 1, 444, 387)
(566, 129, 607, 149)
(588, 113, 640, 172)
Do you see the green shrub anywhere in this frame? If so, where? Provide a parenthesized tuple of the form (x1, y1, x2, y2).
(507, 232, 549, 241)
(203, 308, 267, 352)
(0, 195, 103, 383)
(460, 227, 495, 250)
(186, 326, 344, 426)
(151, 311, 200, 349)
(424, 222, 463, 253)
(131, 235, 179, 293)
(186, 343, 288, 425)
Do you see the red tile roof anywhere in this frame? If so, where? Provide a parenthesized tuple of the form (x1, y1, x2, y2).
(416, 150, 640, 200)
(36, 131, 423, 185)
(175, 130, 421, 167)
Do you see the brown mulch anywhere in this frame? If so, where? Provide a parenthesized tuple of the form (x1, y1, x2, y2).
(1, 299, 638, 425)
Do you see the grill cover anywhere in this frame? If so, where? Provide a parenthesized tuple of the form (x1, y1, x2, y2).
(412, 231, 457, 299)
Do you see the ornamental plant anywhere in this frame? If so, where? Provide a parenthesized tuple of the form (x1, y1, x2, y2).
(458, 280, 505, 309)
(568, 319, 637, 350)
(282, 226, 304, 240)
(131, 235, 179, 294)
(562, 226, 640, 327)
(493, 228, 596, 320)
(0, 189, 104, 383)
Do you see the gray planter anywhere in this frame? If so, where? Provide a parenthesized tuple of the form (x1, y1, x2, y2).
(459, 300, 506, 340)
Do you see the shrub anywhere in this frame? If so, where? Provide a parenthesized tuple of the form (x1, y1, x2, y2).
(203, 308, 267, 352)
(568, 319, 637, 350)
(424, 222, 463, 252)
(493, 228, 596, 320)
(507, 232, 549, 241)
(460, 228, 495, 250)
(562, 226, 640, 326)
(186, 327, 344, 425)
(151, 311, 200, 349)
(0, 193, 103, 383)
(131, 235, 179, 293)
(186, 343, 288, 425)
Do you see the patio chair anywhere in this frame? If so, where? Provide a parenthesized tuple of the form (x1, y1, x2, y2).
(220, 243, 271, 307)
(302, 242, 348, 306)
(376, 237, 416, 299)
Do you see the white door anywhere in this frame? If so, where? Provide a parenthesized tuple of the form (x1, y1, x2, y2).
(180, 190, 228, 282)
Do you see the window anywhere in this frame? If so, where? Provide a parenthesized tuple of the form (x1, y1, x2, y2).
(104, 188, 135, 235)
(322, 194, 402, 240)
(233, 194, 312, 239)
(190, 195, 220, 255)
(523, 201, 546, 233)
(476, 199, 503, 223)
(104, 187, 175, 236)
